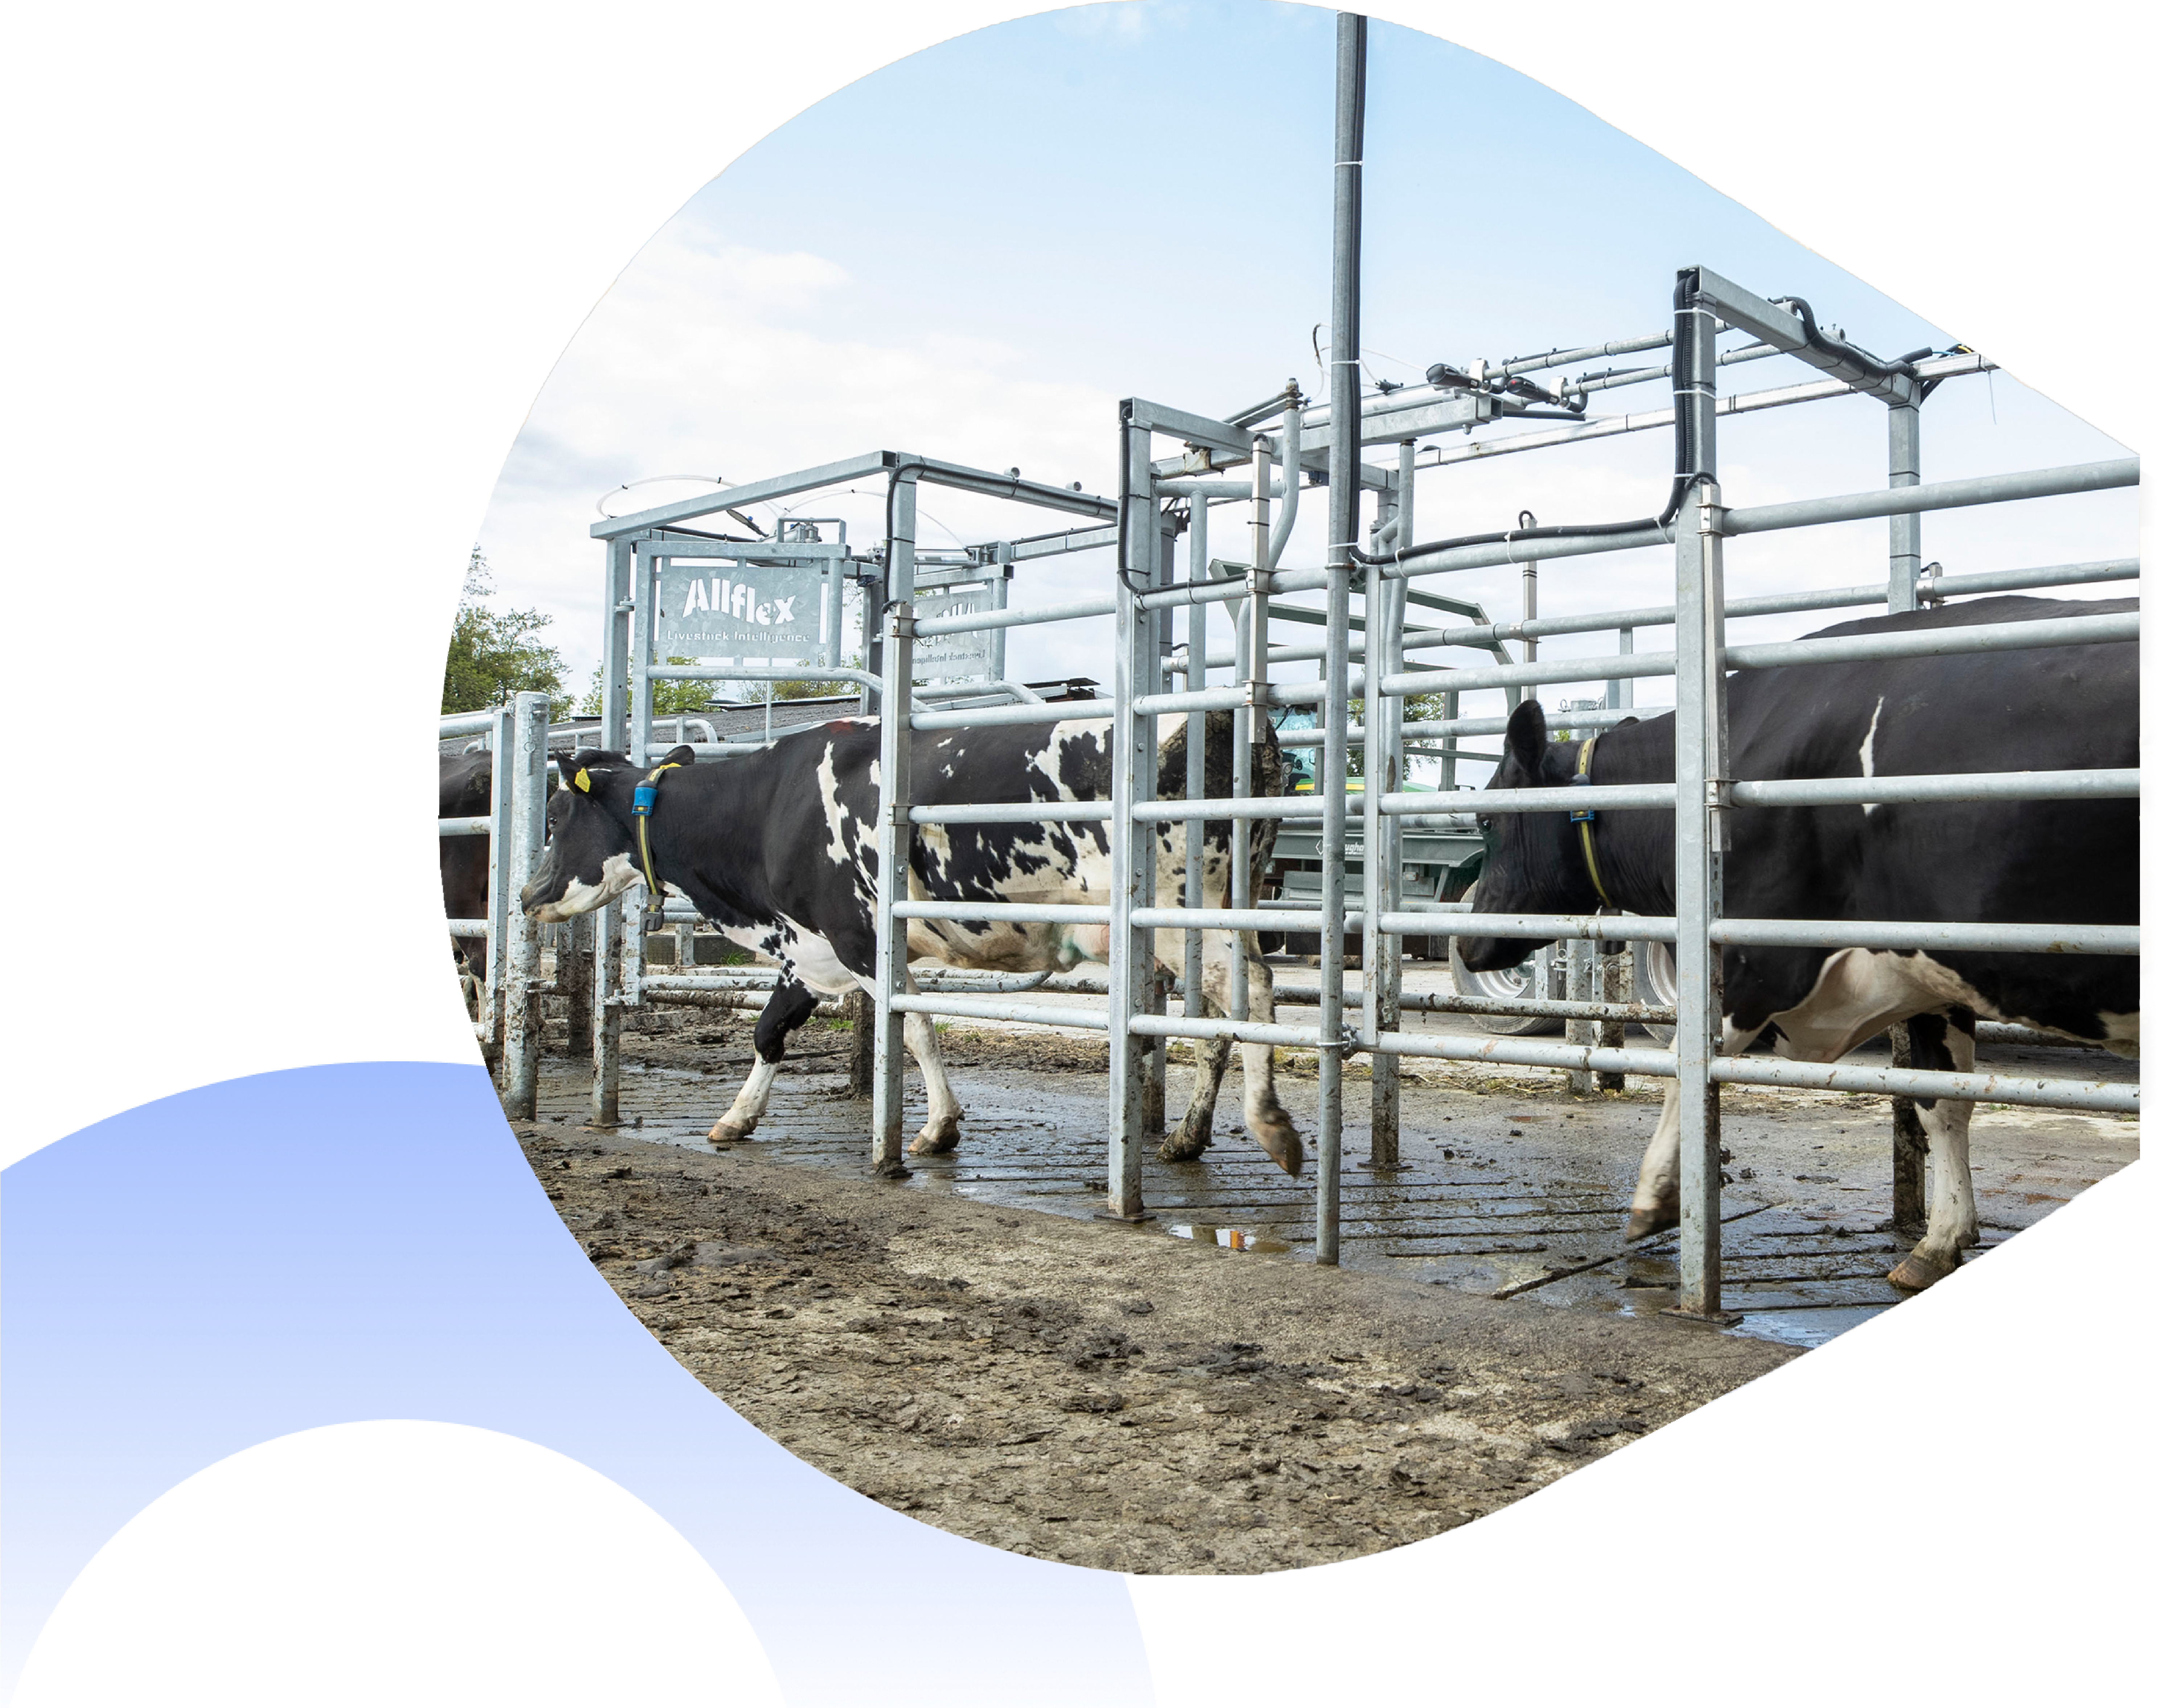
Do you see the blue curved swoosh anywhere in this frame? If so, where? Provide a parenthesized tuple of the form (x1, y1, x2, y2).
(1, 1062, 1153, 1705)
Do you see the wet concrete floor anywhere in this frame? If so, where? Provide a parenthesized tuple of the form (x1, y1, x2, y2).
(533, 991, 2136, 1353)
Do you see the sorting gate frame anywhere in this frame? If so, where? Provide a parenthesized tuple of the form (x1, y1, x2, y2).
(439, 691, 554, 1121)
(566, 13, 2139, 1320)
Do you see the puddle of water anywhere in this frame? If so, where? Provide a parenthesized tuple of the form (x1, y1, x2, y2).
(1728, 1306, 1890, 1348)
(1166, 1222, 1293, 1255)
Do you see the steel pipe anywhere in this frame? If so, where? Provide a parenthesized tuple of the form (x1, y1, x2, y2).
(1713, 918, 2137, 955)
(1729, 768, 2139, 808)
(911, 593, 1116, 636)
(1722, 457, 2139, 536)
(888, 993, 1109, 1030)
(893, 900, 1111, 925)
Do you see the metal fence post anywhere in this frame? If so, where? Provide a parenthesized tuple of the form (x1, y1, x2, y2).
(1229, 435, 1272, 1029)
(1106, 407, 1156, 1219)
(483, 703, 515, 1069)
(872, 471, 918, 1176)
(592, 537, 633, 1126)
(1565, 935, 1596, 1095)
(1671, 272, 1728, 1314)
(1316, 9, 1366, 1265)
(501, 691, 552, 1121)
(1184, 496, 1209, 1022)
(1886, 399, 1928, 1228)
(1141, 516, 1174, 1137)
(1367, 439, 1410, 1166)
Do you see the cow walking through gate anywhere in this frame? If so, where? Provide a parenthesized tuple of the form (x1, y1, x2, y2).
(1457, 596, 2138, 1291)
(520, 709, 1304, 1172)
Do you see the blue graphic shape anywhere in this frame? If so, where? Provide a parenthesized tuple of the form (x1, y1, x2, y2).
(2, 1063, 1154, 1705)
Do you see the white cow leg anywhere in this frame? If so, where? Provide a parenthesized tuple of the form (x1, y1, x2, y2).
(1626, 1082, 1683, 1240)
(1889, 1009, 1980, 1291)
(711, 1057, 782, 1146)
(1239, 944, 1304, 1176)
(902, 971, 964, 1154)
(1160, 933, 1236, 1161)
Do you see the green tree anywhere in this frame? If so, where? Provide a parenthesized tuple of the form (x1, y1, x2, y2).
(441, 548, 567, 714)
(1344, 692, 1449, 778)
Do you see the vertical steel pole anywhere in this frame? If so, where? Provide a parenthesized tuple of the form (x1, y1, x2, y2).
(1184, 497, 1209, 1020)
(1316, 9, 1366, 1265)
(871, 474, 918, 1175)
(1231, 438, 1271, 1026)
(592, 536, 634, 1126)
(1439, 690, 1458, 792)
(1885, 398, 1928, 1227)
(1565, 935, 1595, 1094)
(1141, 518, 1173, 1136)
(871, 473, 918, 1176)
(1609, 627, 1635, 711)
(1520, 557, 1538, 706)
(1106, 408, 1156, 1218)
(501, 692, 552, 1121)
(1671, 276, 1728, 1318)
(990, 548, 1012, 686)
(822, 557, 843, 670)
(482, 703, 515, 1068)
(1365, 440, 1407, 1166)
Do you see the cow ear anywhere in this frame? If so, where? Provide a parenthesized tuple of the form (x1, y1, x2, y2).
(564, 751, 610, 795)
(1504, 700, 1548, 773)
(659, 744, 696, 767)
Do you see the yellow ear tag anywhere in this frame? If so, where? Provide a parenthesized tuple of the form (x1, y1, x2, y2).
(573, 768, 591, 793)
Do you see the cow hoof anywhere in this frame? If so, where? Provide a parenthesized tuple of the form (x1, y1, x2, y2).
(909, 1122, 961, 1156)
(1623, 1206, 1678, 1242)
(1251, 1115, 1304, 1177)
(1157, 1126, 1212, 1164)
(708, 1118, 754, 1146)
(1888, 1250, 1956, 1292)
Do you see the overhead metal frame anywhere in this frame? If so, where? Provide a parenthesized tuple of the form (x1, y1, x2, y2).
(565, 12, 2140, 1321)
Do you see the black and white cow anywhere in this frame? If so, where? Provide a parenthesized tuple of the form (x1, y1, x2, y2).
(519, 710, 1304, 1172)
(440, 752, 494, 1009)
(1458, 595, 2138, 1291)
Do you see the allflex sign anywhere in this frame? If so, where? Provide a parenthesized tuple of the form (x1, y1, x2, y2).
(655, 556, 824, 655)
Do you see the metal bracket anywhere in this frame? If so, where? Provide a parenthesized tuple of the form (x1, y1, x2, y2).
(889, 611, 917, 639)
(1704, 777, 1734, 809)
(1243, 681, 1276, 709)
(1244, 567, 1274, 596)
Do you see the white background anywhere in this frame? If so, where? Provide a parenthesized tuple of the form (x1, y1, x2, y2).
(5, 1, 2147, 1698)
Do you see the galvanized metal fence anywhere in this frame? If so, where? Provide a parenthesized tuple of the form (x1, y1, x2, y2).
(438, 691, 552, 1119)
(561, 13, 2139, 1318)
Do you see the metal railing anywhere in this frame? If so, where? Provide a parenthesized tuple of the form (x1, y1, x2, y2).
(575, 181, 2137, 1313)
(437, 692, 552, 1116)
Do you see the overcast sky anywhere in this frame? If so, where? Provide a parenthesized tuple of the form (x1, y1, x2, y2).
(476, 0, 2135, 778)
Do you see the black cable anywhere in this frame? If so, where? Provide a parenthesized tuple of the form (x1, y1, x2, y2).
(1354, 273, 1711, 569)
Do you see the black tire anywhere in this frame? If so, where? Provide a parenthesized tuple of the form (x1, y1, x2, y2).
(1447, 884, 1563, 1037)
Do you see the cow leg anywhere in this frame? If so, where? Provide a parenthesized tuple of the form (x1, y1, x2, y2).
(1888, 1007, 1981, 1291)
(708, 977, 819, 1145)
(1238, 941, 1304, 1176)
(901, 970, 965, 1155)
(1627, 1084, 1683, 1240)
(1626, 1014, 1766, 1239)
(1159, 996, 1233, 1164)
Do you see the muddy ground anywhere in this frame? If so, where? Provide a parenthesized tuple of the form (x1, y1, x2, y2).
(515, 1031, 1819, 1573)
(514, 1001, 2133, 1574)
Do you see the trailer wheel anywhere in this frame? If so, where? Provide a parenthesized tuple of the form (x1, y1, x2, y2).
(1631, 937, 1679, 1046)
(1446, 884, 1563, 1037)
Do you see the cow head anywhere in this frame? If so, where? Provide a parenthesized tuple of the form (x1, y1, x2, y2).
(1454, 701, 1601, 972)
(520, 746, 695, 923)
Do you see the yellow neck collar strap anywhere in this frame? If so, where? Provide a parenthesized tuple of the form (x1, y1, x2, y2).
(1569, 736, 1616, 910)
